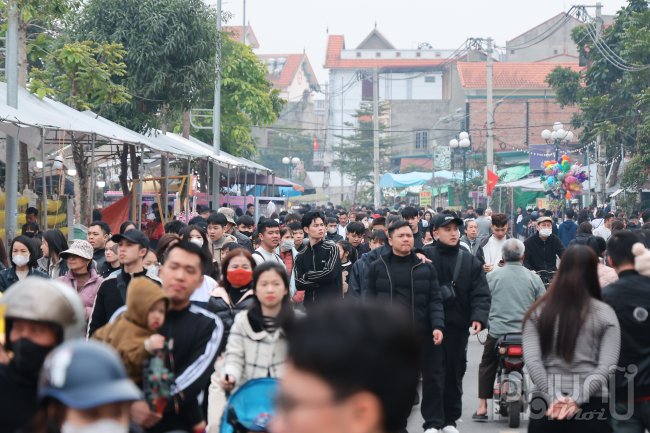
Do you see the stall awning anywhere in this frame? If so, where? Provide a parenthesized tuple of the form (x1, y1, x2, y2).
(380, 170, 480, 188)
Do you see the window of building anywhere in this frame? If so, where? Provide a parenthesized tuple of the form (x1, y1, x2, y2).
(416, 52, 421, 57)
(362, 78, 373, 100)
(356, 52, 361, 58)
(435, 52, 441, 57)
(425, 76, 436, 83)
(415, 131, 428, 149)
(554, 49, 558, 55)
(266, 130, 277, 147)
(376, 52, 381, 58)
(511, 50, 515, 54)
(396, 52, 401, 58)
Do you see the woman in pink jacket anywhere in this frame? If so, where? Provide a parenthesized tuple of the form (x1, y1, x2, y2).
(56, 240, 104, 320)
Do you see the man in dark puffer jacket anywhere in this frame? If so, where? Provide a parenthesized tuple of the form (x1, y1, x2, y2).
(364, 221, 444, 432)
(422, 214, 491, 431)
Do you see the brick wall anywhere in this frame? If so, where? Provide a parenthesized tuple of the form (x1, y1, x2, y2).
(466, 98, 582, 154)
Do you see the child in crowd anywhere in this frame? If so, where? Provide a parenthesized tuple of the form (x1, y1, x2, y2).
(337, 240, 356, 298)
(93, 277, 168, 385)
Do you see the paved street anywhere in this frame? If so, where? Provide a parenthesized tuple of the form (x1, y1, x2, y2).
(407, 333, 529, 433)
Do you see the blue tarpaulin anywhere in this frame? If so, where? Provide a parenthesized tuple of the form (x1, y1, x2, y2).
(380, 170, 480, 188)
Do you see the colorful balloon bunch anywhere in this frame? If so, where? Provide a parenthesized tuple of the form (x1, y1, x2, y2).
(539, 155, 589, 200)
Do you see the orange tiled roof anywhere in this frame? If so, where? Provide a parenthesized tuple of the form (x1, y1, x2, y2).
(457, 62, 583, 88)
(257, 54, 318, 88)
(223, 26, 259, 48)
(324, 35, 449, 69)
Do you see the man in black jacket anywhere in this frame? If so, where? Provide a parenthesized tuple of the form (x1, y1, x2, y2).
(423, 214, 491, 431)
(218, 207, 254, 252)
(87, 220, 111, 269)
(603, 231, 650, 432)
(365, 220, 444, 431)
(294, 211, 342, 309)
(402, 206, 424, 248)
(347, 221, 370, 256)
(130, 241, 223, 433)
(522, 216, 565, 272)
(87, 230, 161, 337)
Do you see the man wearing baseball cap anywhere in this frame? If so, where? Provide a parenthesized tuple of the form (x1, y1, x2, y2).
(523, 215, 565, 273)
(218, 207, 253, 252)
(87, 229, 161, 337)
(421, 211, 490, 432)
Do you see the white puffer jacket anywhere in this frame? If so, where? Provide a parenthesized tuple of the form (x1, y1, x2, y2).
(222, 310, 288, 388)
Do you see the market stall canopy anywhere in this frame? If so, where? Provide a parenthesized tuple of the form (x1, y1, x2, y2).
(290, 192, 330, 203)
(185, 135, 272, 172)
(495, 177, 545, 192)
(0, 83, 146, 151)
(498, 165, 533, 183)
(380, 170, 480, 188)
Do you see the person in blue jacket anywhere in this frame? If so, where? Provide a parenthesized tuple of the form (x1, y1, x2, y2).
(558, 209, 579, 247)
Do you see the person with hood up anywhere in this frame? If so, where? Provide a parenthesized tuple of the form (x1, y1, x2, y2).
(558, 209, 579, 247)
(93, 277, 169, 386)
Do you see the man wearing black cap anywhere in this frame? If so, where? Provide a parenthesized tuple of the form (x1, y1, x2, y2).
(87, 230, 161, 337)
(422, 213, 490, 432)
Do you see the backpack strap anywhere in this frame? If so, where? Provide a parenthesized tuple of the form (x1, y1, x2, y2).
(116, 271, 127, 303)
(452, 251, 463, 286)
(252, 251, 265, 261)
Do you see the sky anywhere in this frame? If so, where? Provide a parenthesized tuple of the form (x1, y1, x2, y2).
(207, 0, 630, 86)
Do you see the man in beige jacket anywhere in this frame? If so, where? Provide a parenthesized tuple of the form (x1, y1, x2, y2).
(207, 213, 237, 264)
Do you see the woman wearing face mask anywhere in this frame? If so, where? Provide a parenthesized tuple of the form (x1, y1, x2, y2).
(208, 262, 294, 425)
(98, 240, 121, 279)
(0, 235, 48, 292)
(27, 340, 142, 433)
(56, 240, 104, 320)
(181, 225, 218, 280)
(276, 227, 298, 303)
(336, 240, 356, 298)
(38, 229, 70, 278)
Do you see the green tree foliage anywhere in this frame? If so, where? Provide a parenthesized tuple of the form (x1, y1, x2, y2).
(257, 127, 316, 177)
(185, 37, 285, 158)
(332, 102, 393, 203)
(545, 1, 650, 193)
(29, 40, 130, 224)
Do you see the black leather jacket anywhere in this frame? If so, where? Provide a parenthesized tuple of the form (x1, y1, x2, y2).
(0, 267, 49, 293)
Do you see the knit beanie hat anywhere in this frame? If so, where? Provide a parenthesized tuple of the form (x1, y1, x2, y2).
(633, 243, 650, 278)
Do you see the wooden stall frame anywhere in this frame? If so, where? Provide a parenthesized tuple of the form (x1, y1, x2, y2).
(131, 175, 189, 225)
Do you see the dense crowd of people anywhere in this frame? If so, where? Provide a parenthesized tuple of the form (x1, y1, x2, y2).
(0, 200, 649, 433)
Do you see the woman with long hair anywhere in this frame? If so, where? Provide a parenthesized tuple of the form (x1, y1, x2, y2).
(181, 225, 218, 307)
(156, 233, 180, 264)
(38, 229, 69, 278)
(568, 222, 600, 254)
(98, 239, 121, 278)
(181, 225, 218, 280)
(119, 221, 137, 234)
(209, 262, 293, 423)
(522, 246, 620, 432)
(0, 235, 48, 292)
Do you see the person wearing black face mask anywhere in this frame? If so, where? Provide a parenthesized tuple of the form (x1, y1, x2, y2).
(0, 278, 86, 433)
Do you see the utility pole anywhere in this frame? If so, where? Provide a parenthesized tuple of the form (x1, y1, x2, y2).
(323, 83, 330, 197)
(5, 1, 18, 249)
(211, 0, 222, 209)
(373, 67, 380, 208)
(242, 0, 246, 44)
(595, 2, 606, 206)
(486, 36, 494, 209)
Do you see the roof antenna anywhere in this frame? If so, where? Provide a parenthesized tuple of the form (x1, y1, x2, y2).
(375, 20, 377, 28)
(326, 25, 329, 33)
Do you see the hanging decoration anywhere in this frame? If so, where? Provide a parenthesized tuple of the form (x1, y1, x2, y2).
(539, 155, 589, 200)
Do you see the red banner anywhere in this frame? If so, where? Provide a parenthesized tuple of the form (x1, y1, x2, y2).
(487, 169, 499, 197)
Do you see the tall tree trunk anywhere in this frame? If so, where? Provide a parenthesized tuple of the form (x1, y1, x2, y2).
(129, 145, 139, 185)
(71, 135, 89, 226)
(199, 160, 207, 193)
(18, 18, 29, 190)
(119, 144, 131, 195)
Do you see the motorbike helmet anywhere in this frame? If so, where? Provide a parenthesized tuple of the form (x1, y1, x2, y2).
(221, 378, 279, 433)
(38, 339, 142, 408)
(0, 277, 86, 350)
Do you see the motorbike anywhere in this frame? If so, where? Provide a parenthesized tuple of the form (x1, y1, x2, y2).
(537, 268, 557, 289)
(493, 332, 527, 428)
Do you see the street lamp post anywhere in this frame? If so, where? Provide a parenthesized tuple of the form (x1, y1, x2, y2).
(541, 122, 574, 161)
(450, 132, 471, 206)
(282, 156, 300, 179)
(541, 122, 575, 214)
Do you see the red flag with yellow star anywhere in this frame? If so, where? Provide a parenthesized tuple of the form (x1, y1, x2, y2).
(487, 169, 498, 197)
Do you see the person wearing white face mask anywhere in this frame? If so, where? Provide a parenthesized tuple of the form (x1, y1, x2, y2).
(523, 216, 566, 273)
(27, 340, 141, 433)
(0, 235, 48, 292)
(181, 225, 219, 307)
(325, 217, 343, 242)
